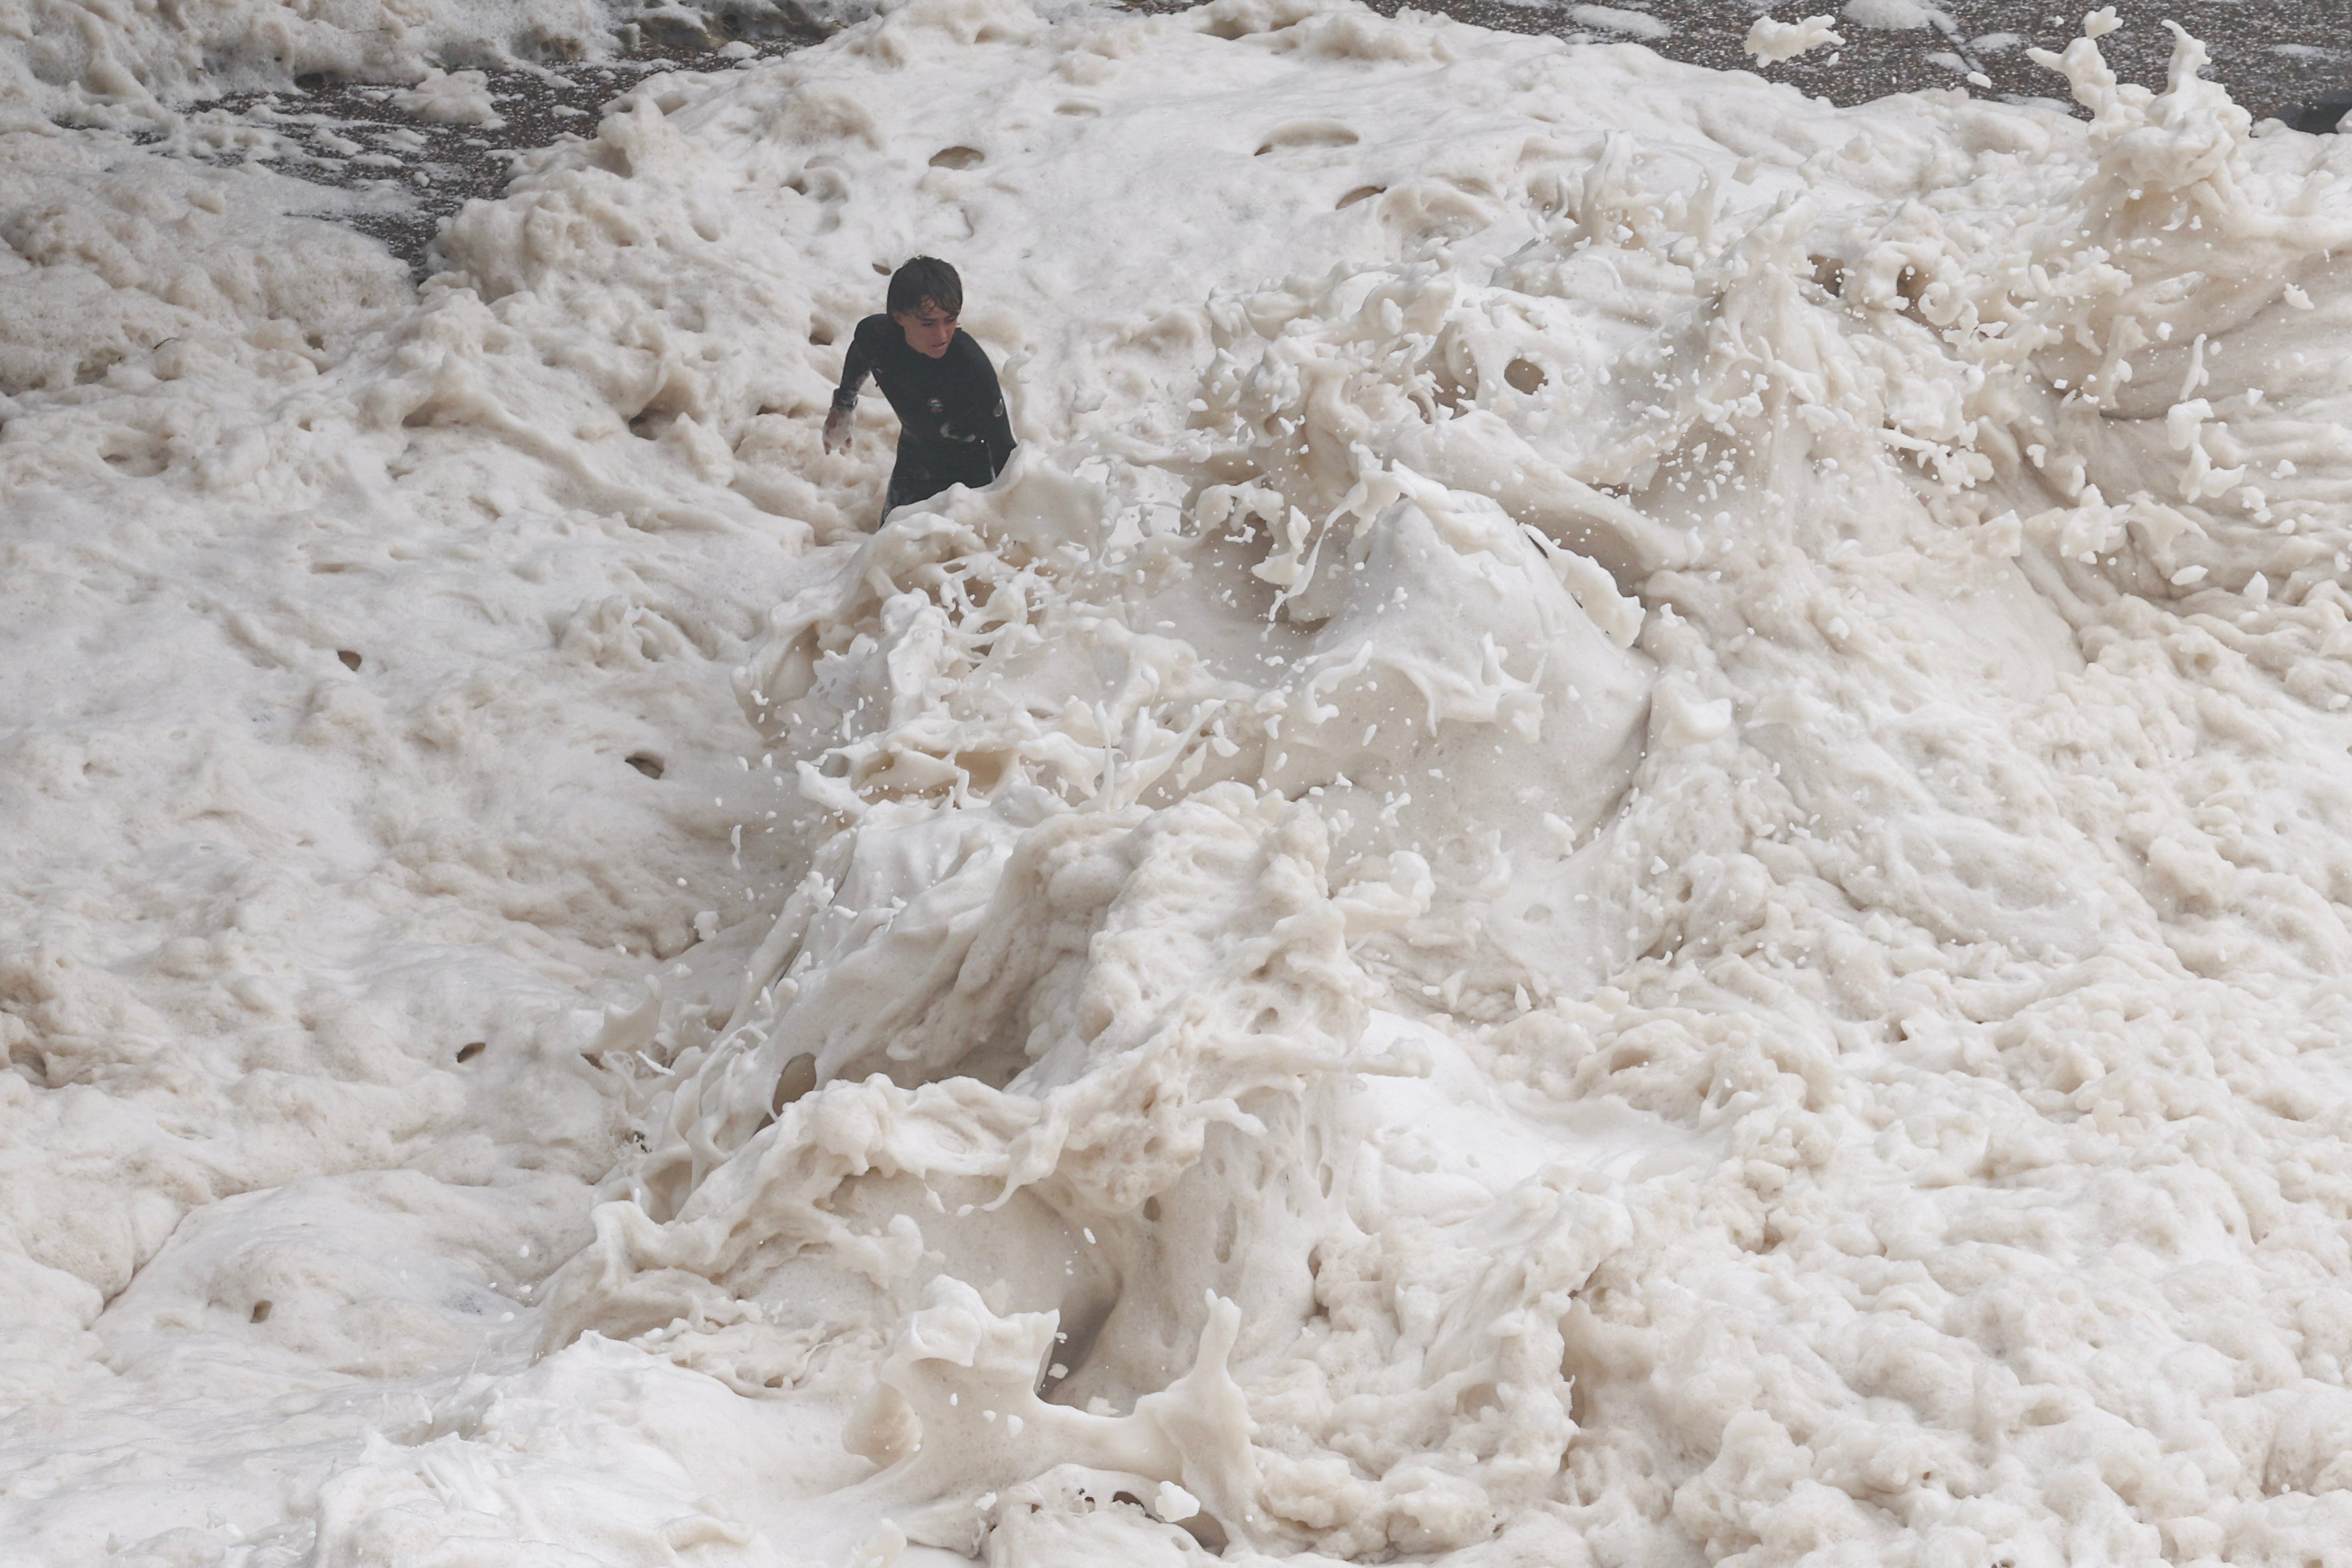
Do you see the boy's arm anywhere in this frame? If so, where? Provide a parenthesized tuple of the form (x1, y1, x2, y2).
(979, 353, 1016, 474)
(824, 325, 874, 453)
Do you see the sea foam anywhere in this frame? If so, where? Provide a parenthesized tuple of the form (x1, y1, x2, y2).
(4, 1, 2351, 1563)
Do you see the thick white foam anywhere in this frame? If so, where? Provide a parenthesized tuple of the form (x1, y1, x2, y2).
(5, 1, 2352, 1563)
(1, 0, 605, 127)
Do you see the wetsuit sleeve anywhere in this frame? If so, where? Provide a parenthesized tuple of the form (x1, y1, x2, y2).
(977, 352, 1016, 475)
(832, 319, 878, 412)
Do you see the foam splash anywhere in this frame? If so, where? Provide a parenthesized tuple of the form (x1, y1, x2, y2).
(6, 0, 2352, 1563)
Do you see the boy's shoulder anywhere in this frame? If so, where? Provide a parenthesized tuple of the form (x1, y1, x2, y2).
(948, 328, 996, 369)
(852, 313, 897, 347)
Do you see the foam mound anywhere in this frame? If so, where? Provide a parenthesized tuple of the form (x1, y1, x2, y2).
(5, 1, 2352, 1564)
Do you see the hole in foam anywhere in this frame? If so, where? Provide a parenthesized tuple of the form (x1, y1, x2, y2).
(102, 449, 167, 477)
(625, 752, 665, 779)
(771, 1054, 818, 1115)
(929, 145, 984, 169)
(1180, 1514, 1229, 1554)
(1255, 121, 1359, 155)
(1040, 1278, 1119, 1406)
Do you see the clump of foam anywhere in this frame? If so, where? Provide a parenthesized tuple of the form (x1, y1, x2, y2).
(1745, 13, 1842, 66)
(392, 68, 505, 127)
(1839, 0, 1944, 32)
(0, 0, 614, 128)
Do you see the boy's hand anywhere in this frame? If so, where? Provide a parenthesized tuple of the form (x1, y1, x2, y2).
(823, 405, 852, 454)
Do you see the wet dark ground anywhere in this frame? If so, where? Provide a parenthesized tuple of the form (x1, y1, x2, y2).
(169, 0, 2349, 276)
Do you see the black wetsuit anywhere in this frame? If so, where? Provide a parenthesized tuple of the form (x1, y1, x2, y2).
(831, 315, 1016, 516)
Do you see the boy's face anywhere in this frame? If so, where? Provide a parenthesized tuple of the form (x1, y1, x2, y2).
(893, 301, 958, 359)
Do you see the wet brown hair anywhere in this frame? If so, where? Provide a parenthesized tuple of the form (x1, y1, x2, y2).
(887, 256, 963, 317)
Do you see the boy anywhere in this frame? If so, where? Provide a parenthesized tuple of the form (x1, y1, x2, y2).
(823, 256, 1016, 521)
